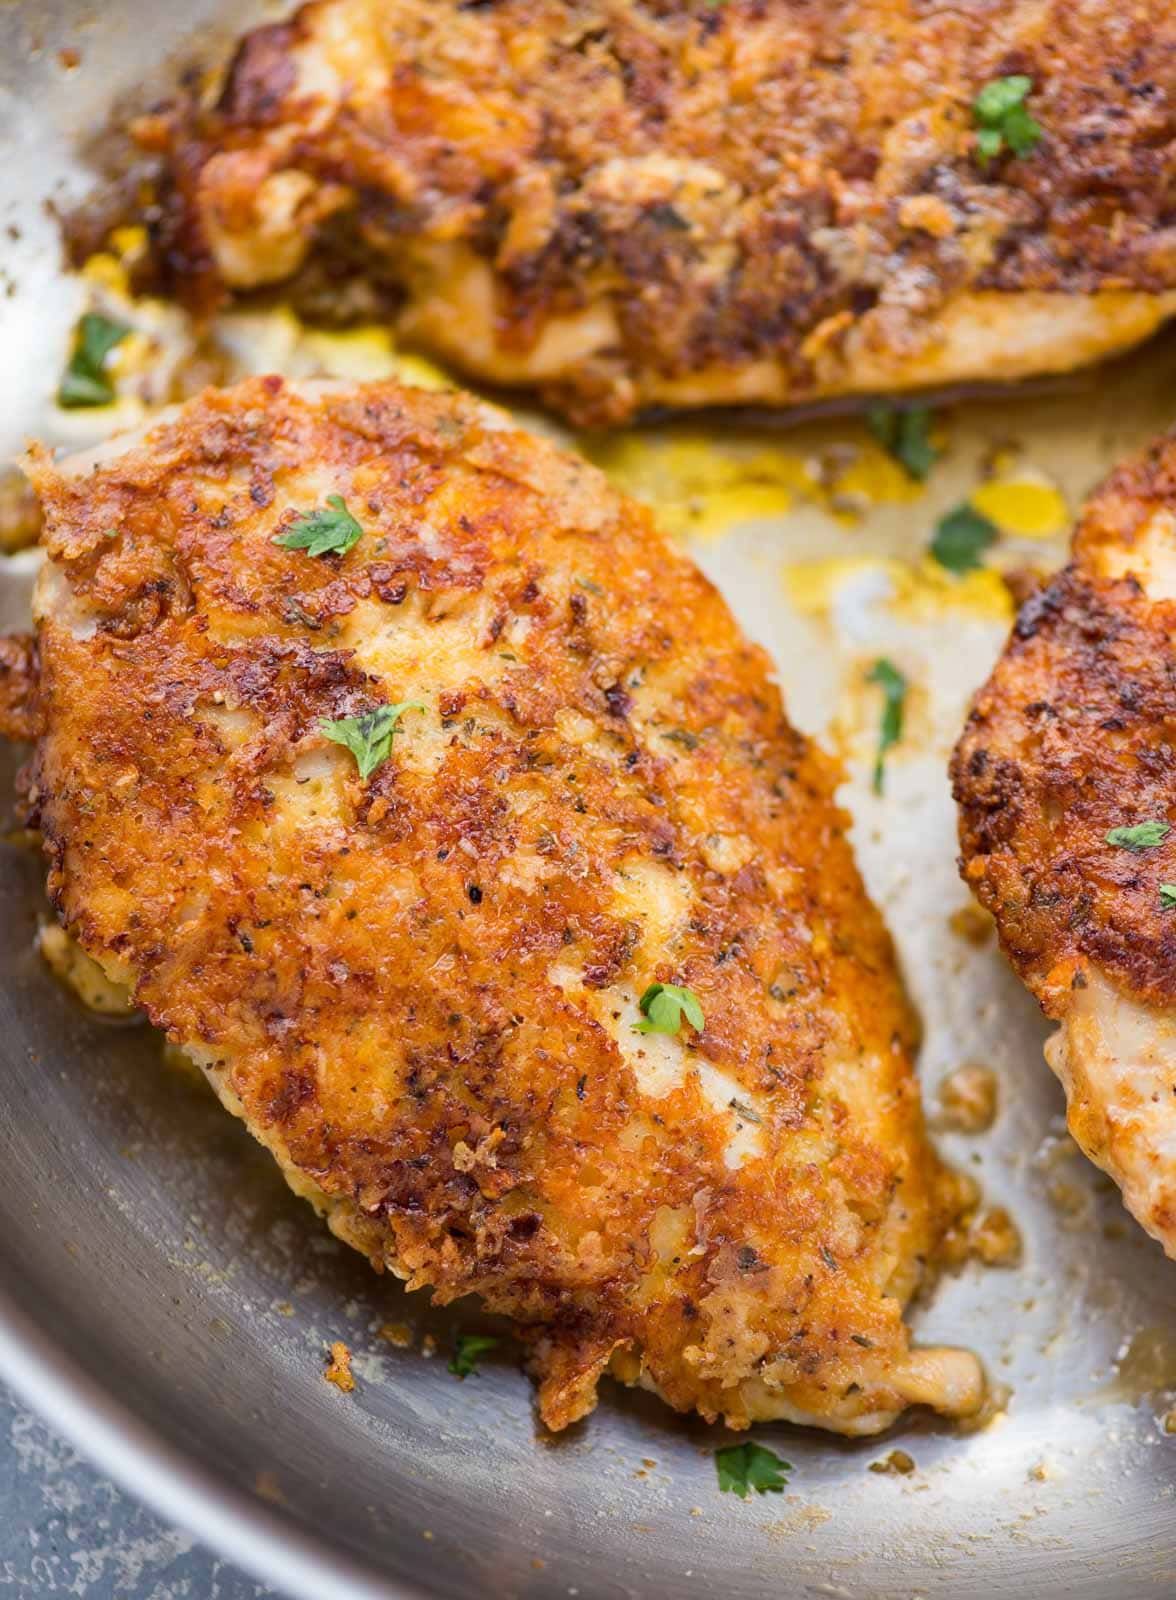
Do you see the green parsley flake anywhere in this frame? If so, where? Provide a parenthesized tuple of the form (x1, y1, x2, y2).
(275, 494, 364, 558)
(635, 982, 704, 1037)
(1161, 885, 1176, 910)
(973, 75, 1042, 167)
(321, 701, 424, 781)
(975, 127, 1004, 164)
(931, 503, 999, 576)
(867, 659, 907, 795)
(715, 1441, 792, 1499)
(1106, 820, 1170, 852)
(865, 404, 939, 482)
(448, 1333, 499, 1379)
(57, 313, 131, 409)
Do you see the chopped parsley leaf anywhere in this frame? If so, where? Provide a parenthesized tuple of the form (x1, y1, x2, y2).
(974, 74, 1034, 123)
(715, 1441, 791, 1499)
(975, 126, 1004, 164)
(57, 313, 131, 409)
(275, 494, 364, 558)
(1001, 101, 1043, 157)
(867, 659, 906, 795)
(321, 701, 424, 781)
(1106, 820, 1170, 852)
(635, 982, 704, 1036)
(931, 503, 999, 575)
(973, 75, 1042, 167)
(865, 404, 939, 481)
(448, 1333, 499, 1379)
(1161, 885, 1176, 910)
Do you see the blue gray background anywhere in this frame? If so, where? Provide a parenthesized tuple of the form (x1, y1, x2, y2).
(0, 1385, 276, 1599)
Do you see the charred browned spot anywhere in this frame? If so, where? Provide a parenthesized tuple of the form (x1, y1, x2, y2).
(266, 1068, 317, 1125)
(603, 682, 632, 719)
(216, 22, 299, 126)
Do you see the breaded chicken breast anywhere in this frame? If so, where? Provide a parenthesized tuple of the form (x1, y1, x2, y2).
(137, 0, 1176, 425)
(955, 432, 1176, 1256)
(8, 376, 982, 1432)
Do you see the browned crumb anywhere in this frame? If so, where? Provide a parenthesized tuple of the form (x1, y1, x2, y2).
(1046, 1180, 1092, 1223)
(254, 1469, 287, 1504)
(939, 1176, 1024, 1268)
(869, 1449, 916, 1475)
(0, 631, 39, 744)
(378, 1321, 413, 1349)
(324, 1340, 355, 1392)
(948, 904, 994, 946)
(968, 1206, 1024, 1268)
(936, 1064, 999, 1135)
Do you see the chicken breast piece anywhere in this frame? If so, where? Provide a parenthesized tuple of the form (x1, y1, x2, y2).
(954, 431, 1176, 1257)
(138, 0, 1176, 426)
(11, 376, 982, 1432)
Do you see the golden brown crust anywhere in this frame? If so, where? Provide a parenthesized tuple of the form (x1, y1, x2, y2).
(0, 632, 40, 743)
(140, 0, 1176, 424)
(953, 431, 1176, 1014)
(26, 376, 973, 1431)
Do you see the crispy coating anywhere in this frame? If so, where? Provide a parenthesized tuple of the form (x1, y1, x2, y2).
(0, 632, 39, 743)
(138, 0, 1176, 425)
(23, 377, 981, 1431)
(955, 435, 1176, 1012)
(954, 430, 1176, 1251)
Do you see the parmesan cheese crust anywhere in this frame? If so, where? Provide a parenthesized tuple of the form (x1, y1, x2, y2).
(15, 377, 981, 1431)
(955, 431, 1176, 1255)
(140, 0, 1176, 424)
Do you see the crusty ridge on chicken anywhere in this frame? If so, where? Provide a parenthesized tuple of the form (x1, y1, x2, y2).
(134, 0, 1176, 426)
(8, 377, 982, 1432)
(954, 431, 1176, 1257)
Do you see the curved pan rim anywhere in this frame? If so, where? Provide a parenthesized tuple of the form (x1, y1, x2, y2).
(0, 1281, 424, 1600)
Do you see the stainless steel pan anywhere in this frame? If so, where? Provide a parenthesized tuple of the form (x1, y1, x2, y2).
(3, 5, 1176, 1596)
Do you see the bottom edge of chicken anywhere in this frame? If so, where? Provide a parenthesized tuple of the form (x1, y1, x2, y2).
(5, 376, 983, 1433)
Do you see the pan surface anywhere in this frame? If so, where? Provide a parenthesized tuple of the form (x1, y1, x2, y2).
(3, 5, 1176, 1597)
